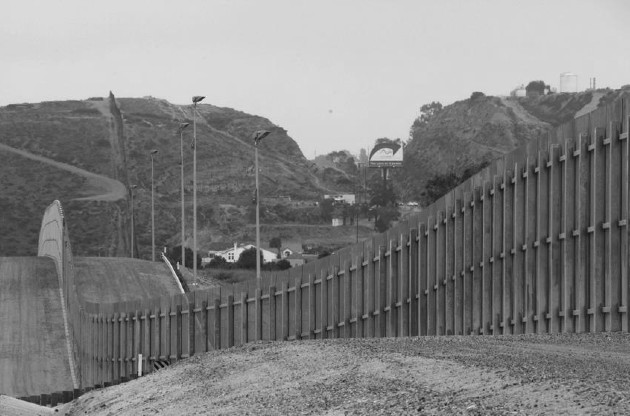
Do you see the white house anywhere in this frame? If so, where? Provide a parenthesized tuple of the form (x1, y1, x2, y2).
(280, 243, 302, 259)
(324, 194, 356, 204)
(214, 243, 277, 264)
(510, 84, 526, 97)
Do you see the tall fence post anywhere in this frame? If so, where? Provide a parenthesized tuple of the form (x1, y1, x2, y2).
(620, 115, 629, 332)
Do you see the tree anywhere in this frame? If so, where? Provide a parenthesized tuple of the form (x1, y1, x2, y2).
(369, 180, 397, 208)
(236, 247, 263, 269)
(277, 259, 291, 270)
(424, 161, 491, 205)
(411, 101, 443, 131)
(206, 256, 229, 269)
(525, 80, 549, 97)
(269, 236, 282, 258)
(319, 198, 334, 223)
(167, 245, 201, 269)
(470, 91, 485, 101)
(374, 206, 400, 232)
(367, 177, 398, 229)
(425, 170, 460, 204)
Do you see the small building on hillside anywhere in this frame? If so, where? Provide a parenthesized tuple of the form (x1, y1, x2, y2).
(212, 243, 277, 264)
(280, 243, 303, 259)
(510, 84, 526, 97)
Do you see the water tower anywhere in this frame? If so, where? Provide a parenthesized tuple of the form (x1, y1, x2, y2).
(559, 72, 578, 93)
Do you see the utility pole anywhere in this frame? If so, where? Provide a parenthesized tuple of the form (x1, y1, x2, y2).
(192, 95, 205, 285)
(253, 130, 271, 279)
(150, 149, 159, 261)
(179, 122, 190, 269)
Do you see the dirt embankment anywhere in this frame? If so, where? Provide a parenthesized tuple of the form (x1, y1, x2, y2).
(54, 332, 630, 415)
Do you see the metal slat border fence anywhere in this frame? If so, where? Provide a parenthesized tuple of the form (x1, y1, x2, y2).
(35, 96, 629, 392)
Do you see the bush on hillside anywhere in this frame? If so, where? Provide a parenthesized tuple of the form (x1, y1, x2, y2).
(470, 91, 485, 101)
(206, 256, 229, 269)
(166, 245, 201, 269)
(411, 101, 443, 131)
(424, 161, 491, 205)
(526, 80, 549, 97)
(374, 206, 400, 233)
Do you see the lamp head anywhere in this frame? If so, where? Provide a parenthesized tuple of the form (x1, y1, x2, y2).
(253, 130, 271, 145)
(179, 122, 190, 130)
(150, 149, 159, 155)
(192, 96, 205, 104)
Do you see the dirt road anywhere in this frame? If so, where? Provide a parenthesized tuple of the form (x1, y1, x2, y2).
(0, 143, 126, 202)
(57, 332, 630, 415)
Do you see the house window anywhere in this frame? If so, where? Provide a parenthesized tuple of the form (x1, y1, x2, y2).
(228, 252, 234, 261)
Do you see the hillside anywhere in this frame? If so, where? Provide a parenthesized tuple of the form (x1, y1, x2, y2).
(2, 88, 628, 257)
(0, 95, 335, 257)
(398, 87, 629, 204)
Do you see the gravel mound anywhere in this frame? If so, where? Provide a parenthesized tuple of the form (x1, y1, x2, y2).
(59, 333, 630, 415)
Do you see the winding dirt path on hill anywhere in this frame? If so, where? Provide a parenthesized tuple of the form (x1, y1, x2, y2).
(0, 143, 126, 202)
(500, 97, 551, 126)
(574, 92, 605, 119)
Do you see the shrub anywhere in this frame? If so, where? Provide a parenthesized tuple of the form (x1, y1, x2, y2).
(470, 91, 485, 101)
(236, 247, 263, 269)
(214, 271, 233, 281)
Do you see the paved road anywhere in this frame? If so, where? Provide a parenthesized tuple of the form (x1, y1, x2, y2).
(0, 257, 73, 397)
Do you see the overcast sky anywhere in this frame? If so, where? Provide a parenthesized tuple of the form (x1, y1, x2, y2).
(2, 0, 628, 157)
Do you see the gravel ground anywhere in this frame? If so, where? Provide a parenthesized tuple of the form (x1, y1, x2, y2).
(57, 333, 630, 415)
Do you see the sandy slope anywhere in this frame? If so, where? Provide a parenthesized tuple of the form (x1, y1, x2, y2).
(54, 333, 630, 415)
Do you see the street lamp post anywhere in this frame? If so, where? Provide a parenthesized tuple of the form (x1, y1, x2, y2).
(130, 184, 137, 258)
(150, 149, 159, 262)
(179, 122, 190, 269)
(356, 201, 359, 243)
(253, 130, 271, 279)
(192, 95, 205, 285)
